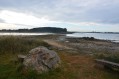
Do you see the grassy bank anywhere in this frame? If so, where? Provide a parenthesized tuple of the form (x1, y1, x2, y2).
(0, 36, 50, 54)
(94, 53, 119, 63)
(0, 36, 119, 79)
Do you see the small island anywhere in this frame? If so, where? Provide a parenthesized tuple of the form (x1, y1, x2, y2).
(0, 27, 67, 33)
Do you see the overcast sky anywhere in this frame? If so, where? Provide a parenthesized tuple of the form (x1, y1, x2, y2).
(0, 0, 119, 32)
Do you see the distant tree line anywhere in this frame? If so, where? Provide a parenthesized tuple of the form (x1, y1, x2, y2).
(0, 27, 67, 33)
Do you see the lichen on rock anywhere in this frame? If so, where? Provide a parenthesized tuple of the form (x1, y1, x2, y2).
(23, 46, 61, 73)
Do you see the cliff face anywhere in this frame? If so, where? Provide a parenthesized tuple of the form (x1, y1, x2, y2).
(0, 27, 67, 33)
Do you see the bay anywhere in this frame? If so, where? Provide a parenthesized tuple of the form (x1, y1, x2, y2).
(67, 33, 119, 42)
(0, 32, 53, 36)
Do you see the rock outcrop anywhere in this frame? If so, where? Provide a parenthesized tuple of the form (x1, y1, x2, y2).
(23, 46, 61, 73)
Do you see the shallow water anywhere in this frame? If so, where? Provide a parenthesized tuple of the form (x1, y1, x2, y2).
(67, 33, 119, 42)
(0, 32, 119, 42)
(0, 32, 53, 36)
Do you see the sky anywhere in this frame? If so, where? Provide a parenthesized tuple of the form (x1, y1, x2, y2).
(0, 0, 119, 32)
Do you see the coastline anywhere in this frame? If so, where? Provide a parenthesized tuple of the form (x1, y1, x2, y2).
(0, 34, 119, 79)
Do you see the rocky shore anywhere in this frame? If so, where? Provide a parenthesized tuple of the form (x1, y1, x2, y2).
(45, 35, 119, 55)
(65, 37, 119, 54)
(0, 35, 119, 79)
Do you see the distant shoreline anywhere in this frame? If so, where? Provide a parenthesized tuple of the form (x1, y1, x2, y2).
(75, 32, 119, 34)
(0, 32, 118, 43)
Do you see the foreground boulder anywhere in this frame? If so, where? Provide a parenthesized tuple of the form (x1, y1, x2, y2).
(23, 46, 61, 73)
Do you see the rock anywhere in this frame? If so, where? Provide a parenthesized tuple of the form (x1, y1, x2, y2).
(18, 55, 26, 63)
(23, 46, 61, 73)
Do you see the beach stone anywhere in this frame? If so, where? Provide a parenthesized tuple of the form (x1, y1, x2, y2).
(18, 55, 26, 63)
(23, 46, 61, 73)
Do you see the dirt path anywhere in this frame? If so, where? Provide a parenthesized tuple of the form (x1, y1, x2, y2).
(44, 39, 73, 50)
(44, 39, 119, 79)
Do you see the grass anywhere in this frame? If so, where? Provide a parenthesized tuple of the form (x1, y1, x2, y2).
(0, 36, 78, 79)
(0, 36, 119, 79)
(94, 53, 119, 63)
(0, 36, 50, 54)
(55, 50, 119, 79)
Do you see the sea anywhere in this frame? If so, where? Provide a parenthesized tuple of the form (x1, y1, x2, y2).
(67, 33, 119, 43)
(0, 32, 119, 43)
(0, 32, 53, 36)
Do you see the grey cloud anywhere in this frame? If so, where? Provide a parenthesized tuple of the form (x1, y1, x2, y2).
(85, 1, 119, 24)
(0, 0, 119, 24)
(0, 19, 5, 23)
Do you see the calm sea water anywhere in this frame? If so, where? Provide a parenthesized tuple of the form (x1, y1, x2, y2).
(67, 33, 119, 42)
(0, 32, 53, 36)
(0, 32, 119, 42)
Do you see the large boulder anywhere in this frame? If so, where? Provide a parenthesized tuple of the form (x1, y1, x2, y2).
(23, 46, 61, 73)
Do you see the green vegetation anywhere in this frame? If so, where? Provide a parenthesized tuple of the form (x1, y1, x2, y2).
(0, 36, 78, 79)
(0, 36, 50, 54)
(0, 36, 119, 79)
(0, 27, 67, 33)
(94, 53, 119, 63)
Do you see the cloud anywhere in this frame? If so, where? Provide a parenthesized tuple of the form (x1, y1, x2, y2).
(0, 19, 5, 23)
(0, 0, 119, 32)
(0, 23, 16, 29)
(0, 0, 119, 24)
(0, 10, 53, 26)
